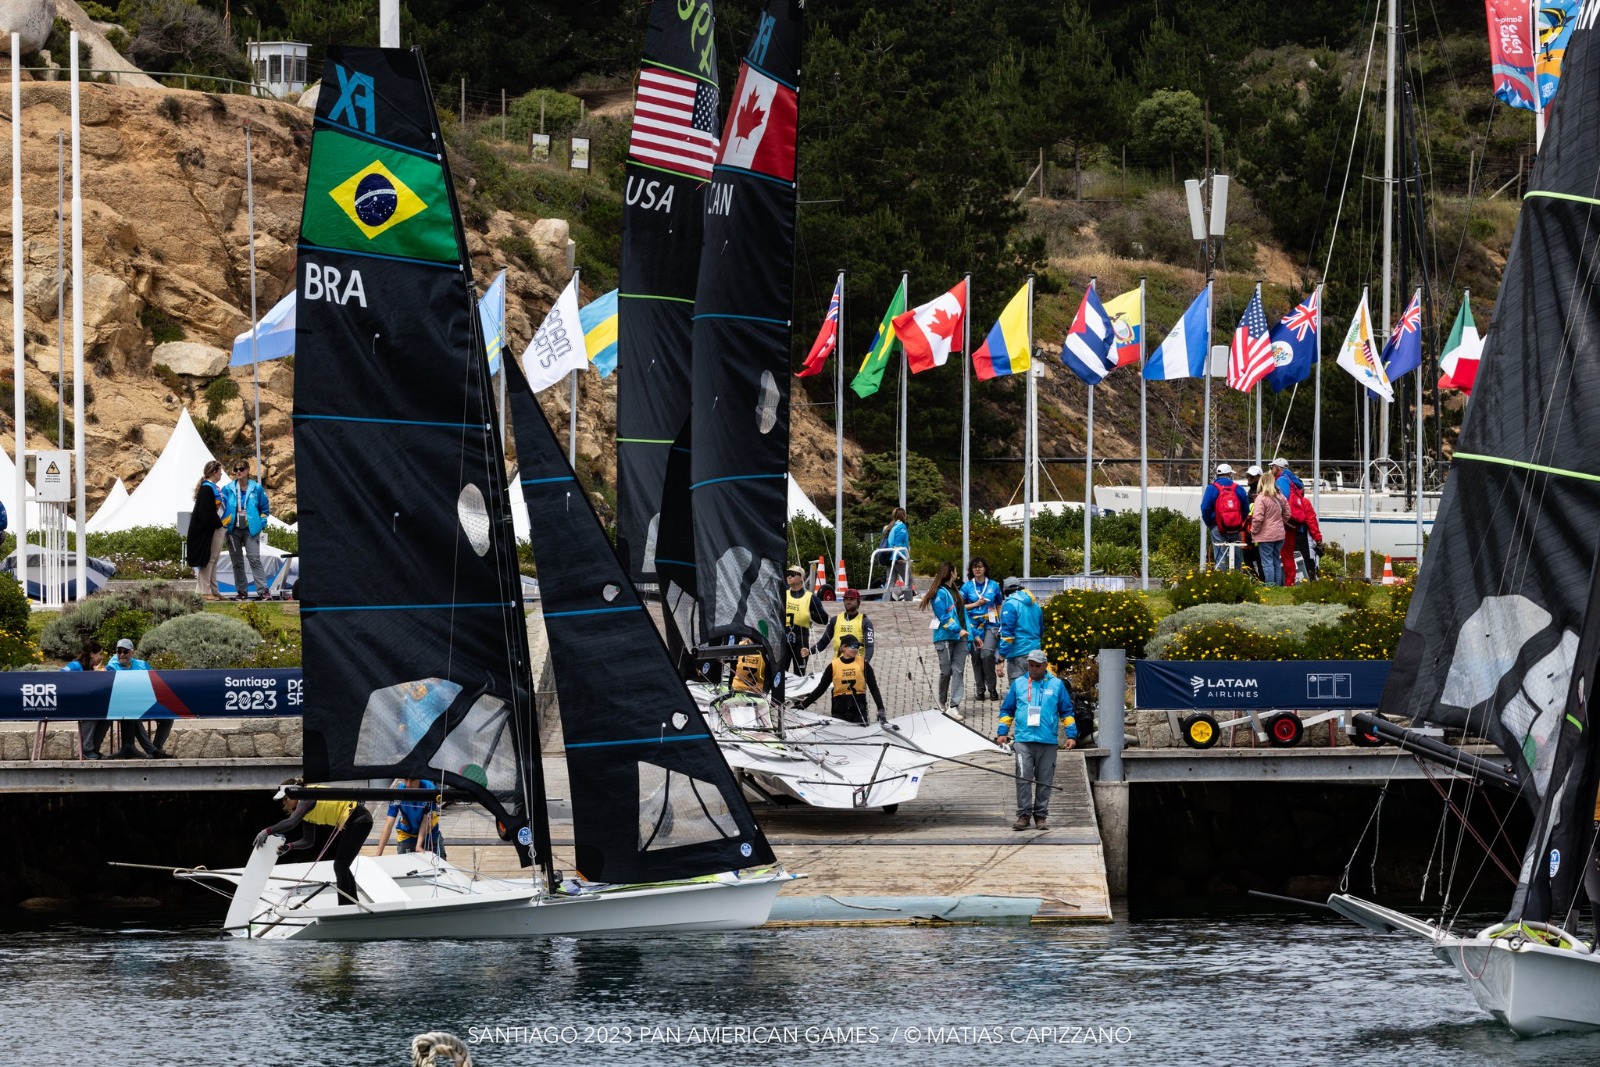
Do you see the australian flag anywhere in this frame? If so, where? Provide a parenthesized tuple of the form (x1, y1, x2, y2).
(1381, 288, 1423, 381)
(1265, 287, 1320, 393)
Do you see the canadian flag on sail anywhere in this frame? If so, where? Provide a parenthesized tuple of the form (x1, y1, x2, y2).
(891, 279, 967, 373)
(719, 66, 798, 181)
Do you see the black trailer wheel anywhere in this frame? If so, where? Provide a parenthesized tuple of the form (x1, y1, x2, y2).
(882, 804, 899, 814)
(1350, 715, 1386, 747)
(1266, 712, 1304, 747)
(1180, 713, 1220, 749)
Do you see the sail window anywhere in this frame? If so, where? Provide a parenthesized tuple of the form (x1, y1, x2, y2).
(457, 483, 492, 556)
(756, 370, 778, 434)
(1440, 595, 1552, 709)
(637, 762, 738, 851)
(602, 583, 622, 602)
(355, 678, 463, 765)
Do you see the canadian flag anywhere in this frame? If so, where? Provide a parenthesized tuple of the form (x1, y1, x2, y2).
(892, 279, 968, 373)
(719, 66, 798, 181)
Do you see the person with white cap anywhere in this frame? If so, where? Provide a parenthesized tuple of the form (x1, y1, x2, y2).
(996, 648, 1075, 830)
(254, 777, 374, 906)
(1270, 457, 1320, 583)
(1200, 462, 1250, 570)
(107, 637, 171, 757)
(782, 563, 828, 675)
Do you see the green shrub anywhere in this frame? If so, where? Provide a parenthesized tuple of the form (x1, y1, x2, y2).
(1301, 609, 1406, 660)
(1388, 580, 1416, 617)
(1161, 620, 1301, 661)
(137, 612, 262, 668)
(97, 607, 150, 652)
(0, 570, 30, 636)
(1287, 578, 1370, 608)
(505, 89, 585, 142)
(250, 627, 302, 667)
(1146, 602, 1348, 659)
(264, 526, 298, 552)
(0, 630, 43, 667)
(1041, 589, 1156, 666)
(1169, 567, 1266, 612)
(204, 376, 239, 419)
(39, 581, 203, 659)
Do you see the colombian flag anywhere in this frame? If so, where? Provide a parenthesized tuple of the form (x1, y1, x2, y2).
(972, 283, 1031, 381)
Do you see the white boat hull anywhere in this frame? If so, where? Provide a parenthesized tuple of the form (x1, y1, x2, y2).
(1436, 931, 1600, 1036)
(695, 683, 1001, 810)
(185, 851, 794, 941)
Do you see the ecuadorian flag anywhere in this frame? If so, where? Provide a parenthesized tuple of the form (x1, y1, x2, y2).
(580, 289, 618, 377)
(972, 283, 1031, 381)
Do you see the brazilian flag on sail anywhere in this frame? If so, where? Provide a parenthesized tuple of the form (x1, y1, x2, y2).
(301, 130, 459, 264)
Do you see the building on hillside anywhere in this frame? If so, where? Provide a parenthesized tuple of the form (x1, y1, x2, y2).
(248, 41, 309, 100)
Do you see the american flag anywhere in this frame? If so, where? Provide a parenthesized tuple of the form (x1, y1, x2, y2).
(628, 68, 719, 179)
(1280, 288, 1319, 342)
(1226, 287, 1275, 391)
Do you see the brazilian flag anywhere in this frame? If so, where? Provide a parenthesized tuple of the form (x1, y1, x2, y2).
(301, 129, 459, 264)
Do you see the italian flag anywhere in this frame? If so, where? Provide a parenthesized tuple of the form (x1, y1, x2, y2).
(891, 279, 967, 373)
(1437, 295, 1482, 395)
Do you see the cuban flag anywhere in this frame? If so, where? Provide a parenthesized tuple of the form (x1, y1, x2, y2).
(1061, 283, 1118, 385)
(1380, 288, 1423, 381)
(1265, 287, 1320, 393)
(1145, 285, 1211, 380)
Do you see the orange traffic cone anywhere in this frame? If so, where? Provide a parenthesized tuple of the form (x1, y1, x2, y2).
(836, 557, 849, 598)
(814, 555, 828, 593)
(1381, 556, 1396, 585)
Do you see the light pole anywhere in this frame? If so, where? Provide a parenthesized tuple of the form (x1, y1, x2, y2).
(1184, 174, 1228, 570)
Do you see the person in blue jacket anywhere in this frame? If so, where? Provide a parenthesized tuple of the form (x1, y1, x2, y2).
(64, 639, 110, 759)
(220, 458, 271, 600)
(920, 561, 969, 719)
(996, 649, 1076, 831)
(107, 637, 171, 757)
(1200, 463, 1250, 571)
(997, 577, 1042, 683)
(881, 507, 912, 600)
(961, 557, 1002, 700)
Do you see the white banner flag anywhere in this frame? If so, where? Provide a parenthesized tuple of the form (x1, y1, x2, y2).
(520, 275, 587, 392)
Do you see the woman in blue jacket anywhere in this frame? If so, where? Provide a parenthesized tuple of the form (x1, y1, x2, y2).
(920, 561, 969, 719)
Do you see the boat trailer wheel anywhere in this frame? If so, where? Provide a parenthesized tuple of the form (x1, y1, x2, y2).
(1180, 713, 1219, 749)
(1349, 716, 1386, 747)
(1265, 712, 1304, 747)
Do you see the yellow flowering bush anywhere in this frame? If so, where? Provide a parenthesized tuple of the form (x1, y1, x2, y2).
(1169, 566, 1266, 612)
(1041, 589, 1157, 667)
(1163, 620, 1299, 661)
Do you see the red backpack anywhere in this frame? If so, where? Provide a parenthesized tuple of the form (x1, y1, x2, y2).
(1287, 481, 1315, 525)
(1212, 481, 1244, 533)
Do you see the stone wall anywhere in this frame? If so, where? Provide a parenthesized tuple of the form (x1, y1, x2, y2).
(2, 717, 301, 761)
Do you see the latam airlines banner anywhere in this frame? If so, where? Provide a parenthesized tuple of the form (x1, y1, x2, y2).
(1135, 661, 1391, 711)
(0, 668, 302, 722)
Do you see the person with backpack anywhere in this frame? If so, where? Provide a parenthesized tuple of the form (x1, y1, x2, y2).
(1200, 463, 1250, 571)
(1270, 458, 1322, 583)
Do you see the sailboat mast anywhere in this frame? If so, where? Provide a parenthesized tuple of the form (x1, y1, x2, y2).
(898, 270, 908, 512)
(835, 269, 845, 572)
(961, 271, 971, 576)
(1377, 0, 1397, 485)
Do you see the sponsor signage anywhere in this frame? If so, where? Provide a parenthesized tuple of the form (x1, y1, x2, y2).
(0, 668, 302, 721)
(1135, 660, 1391, 710)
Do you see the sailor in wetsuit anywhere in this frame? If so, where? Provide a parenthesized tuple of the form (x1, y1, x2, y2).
(795, 635, 886, 725)
(782, 564, 828, 675)
(253, 776, 374, 906)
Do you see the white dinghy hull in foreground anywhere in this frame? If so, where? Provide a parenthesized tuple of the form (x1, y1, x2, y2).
(1436, 929, 1600, 1036)
(187, 842, 795, 941)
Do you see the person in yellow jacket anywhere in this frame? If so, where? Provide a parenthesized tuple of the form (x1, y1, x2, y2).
(253, 776, 374, 905)
(782, 563, 828, 674)
(795, 636, 885, 725)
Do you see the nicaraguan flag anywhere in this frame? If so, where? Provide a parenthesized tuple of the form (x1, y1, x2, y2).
(1265, 287, 1319, 393)
(580, 288, 619, 377)
(1144, 285, 1210, 380)
(479, 269, 507, 377)
(1060, 282, 1117, 385)
(230, 290, 296, 366)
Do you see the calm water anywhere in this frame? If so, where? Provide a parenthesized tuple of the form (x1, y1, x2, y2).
(4, 909, 1600, 1064)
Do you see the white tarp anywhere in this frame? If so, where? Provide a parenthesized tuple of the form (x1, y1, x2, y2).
(231, 290, 295, 366)
(88, 409, 220, 533)
(788, 475, 832, 528)
(87, 477, 129, 529)
(0, 443, 40, 528)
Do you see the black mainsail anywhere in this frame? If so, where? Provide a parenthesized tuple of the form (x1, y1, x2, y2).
(1379, 3, 1600, 926)
(505, 353, 774, 884)
(293, 46, 547, 870)
(616, 0, 720, 590)
(688, 0, 804, 663)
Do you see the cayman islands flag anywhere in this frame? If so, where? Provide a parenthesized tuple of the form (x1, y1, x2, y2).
(1265, 287, 1320, 393)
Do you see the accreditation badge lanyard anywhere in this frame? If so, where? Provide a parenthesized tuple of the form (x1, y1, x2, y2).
(1025, 677, 1043, 729)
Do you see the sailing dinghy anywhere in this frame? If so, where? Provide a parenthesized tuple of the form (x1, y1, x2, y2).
(179, 44, 790, 939)
(1328, 0, 1600, 1032)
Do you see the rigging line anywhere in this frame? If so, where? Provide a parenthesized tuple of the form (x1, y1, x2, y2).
(1320, 0, 1384, 285)
(1416, 756, 1519, 887)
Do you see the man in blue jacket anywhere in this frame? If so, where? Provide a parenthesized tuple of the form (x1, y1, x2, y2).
(220, 459, 271, 600)
(997, 577, 1042, 683)
(996, 649, 1075, 830)
(1199, 463, 1250, 571)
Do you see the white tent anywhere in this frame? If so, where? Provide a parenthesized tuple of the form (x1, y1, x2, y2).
(86, 477, 129, 530)
(0, 443, 41, 528)
(88, 409, 220, 533)
(788, 475, 832, 528)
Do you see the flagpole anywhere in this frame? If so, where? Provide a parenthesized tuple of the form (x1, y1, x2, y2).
(1024, 273, 1035, 580)
(961, 271, 972, 577)
(898, 271, 908, 513)
(1313, 285, 1322, 514)
(1253, 281, 1262, 470)
(1362, 285, 1373, 580)
(569, 268, 582, 467)
(1414, 293, 1425, 563)
(245, 122, 261, 473)
(1200, 280, 1214, 570)
(10, 34, 24, 590)
(1138, 277, 1149, 591)
(1084, 277, 1096, 579)
(835, 269, 846, 574)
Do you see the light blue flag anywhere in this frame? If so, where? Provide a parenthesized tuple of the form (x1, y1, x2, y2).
(1144, 284, 1210, 380)
(580, 288, 619, 377)
(230, 290, 296, 366)
(478, 270, 507, 377)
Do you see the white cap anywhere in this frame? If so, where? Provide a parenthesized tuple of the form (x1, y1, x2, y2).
(272, 785, 289, 800)
(1270, 457, 1288, 468)
(1215, 463, 1233, 475)
(1246, 464, 1263, 477)
(115, 637, 135, 651)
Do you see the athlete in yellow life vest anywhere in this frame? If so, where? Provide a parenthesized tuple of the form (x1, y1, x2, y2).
(782, 564, 828, 674)
(252, 776, 375, 905)
(812, 587, 876, 662)
(729, 638, 768, 695)
(796, 636, 885, 725)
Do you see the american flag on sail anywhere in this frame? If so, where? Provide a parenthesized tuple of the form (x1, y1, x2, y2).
(1226, 287, 1274, 391)
(628, 68, 720, 179)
